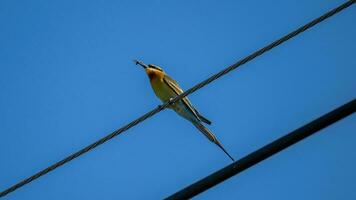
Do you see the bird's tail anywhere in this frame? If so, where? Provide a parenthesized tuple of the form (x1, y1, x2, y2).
(193, 122, 234, 161)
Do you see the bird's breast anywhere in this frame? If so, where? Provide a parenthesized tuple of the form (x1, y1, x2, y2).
(147, 76, 175, 103)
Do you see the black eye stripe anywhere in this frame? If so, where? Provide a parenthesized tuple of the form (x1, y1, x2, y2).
(149, 65, 163, 71)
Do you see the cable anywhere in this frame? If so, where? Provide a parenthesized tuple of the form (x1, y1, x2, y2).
(1, 0, 354, 197)
(166, 99, 356, 200)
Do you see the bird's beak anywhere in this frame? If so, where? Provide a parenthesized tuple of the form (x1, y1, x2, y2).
(134, 59, 148, 69)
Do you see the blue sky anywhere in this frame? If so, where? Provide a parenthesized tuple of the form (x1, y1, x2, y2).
(0, 0, 355, 199)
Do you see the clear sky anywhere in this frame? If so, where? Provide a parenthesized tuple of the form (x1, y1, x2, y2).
(0, 0, 355, 199)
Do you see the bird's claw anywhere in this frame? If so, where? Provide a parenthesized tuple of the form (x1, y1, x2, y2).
(169, 98, 174, 103)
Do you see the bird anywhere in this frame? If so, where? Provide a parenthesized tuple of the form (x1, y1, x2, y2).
(135, 60, 234, 161)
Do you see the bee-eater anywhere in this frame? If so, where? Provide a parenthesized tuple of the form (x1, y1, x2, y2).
(135, 60, 234, 161)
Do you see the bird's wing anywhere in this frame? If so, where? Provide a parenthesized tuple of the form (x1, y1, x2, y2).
(163, 75, 201, 121)
(194, 109, 212, 125)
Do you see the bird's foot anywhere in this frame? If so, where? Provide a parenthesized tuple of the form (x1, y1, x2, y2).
(168, 98, 176, 105)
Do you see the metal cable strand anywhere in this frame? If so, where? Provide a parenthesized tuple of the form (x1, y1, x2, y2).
(0, 106, 165, 197)
(1, 0, 354, 197)
(170, 0, 355, 104)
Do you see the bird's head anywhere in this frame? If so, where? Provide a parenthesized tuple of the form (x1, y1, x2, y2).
(134, 60, 165, 79)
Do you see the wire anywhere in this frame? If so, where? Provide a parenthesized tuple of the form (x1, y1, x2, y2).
(166, 99, 356, 199)
(1, 0, 354, 197)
